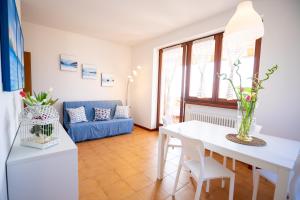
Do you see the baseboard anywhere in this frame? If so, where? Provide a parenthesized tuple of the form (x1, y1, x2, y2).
(134, 123, 158, 131)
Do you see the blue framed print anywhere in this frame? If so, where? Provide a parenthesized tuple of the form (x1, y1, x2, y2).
(82, 64, 97, 79)
(17, 19, 24, 88)
(60, 54, 78, 71)
(0, 0, 24, 91)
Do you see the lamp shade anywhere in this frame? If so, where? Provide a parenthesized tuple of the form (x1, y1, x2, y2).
(132, 70, 138, 76)
(224, 1, 264, 45)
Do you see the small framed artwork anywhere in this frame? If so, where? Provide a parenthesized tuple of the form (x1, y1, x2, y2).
(101, 73, 115, 87)
(60, 54, 78, 71)
(82, 64, 97, 79)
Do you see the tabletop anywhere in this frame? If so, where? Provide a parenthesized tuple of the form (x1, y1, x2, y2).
(160, 120, 300, 170)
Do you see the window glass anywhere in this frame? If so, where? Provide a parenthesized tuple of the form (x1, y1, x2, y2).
(219, 41, 256, 100)
(159, 46, 183, 123)
(189, 37, 215, 98)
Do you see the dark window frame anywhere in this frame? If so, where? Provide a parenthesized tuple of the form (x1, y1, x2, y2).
(156, 32, 261, 127)
(184, 33, 261, 109)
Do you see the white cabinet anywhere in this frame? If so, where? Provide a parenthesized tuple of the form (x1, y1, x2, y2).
(7, 124, 78, 200)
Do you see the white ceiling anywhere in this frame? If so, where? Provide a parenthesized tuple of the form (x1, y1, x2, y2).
(22, 0, 238, 46)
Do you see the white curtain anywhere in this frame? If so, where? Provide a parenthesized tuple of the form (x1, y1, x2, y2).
(222, 39, 253, 100)
(224, 46, 243, 100)
(191, 37, 215, 98)
(161, 46, 183, 120)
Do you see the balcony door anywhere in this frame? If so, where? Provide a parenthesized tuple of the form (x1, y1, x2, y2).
(157, 45, 185, 126)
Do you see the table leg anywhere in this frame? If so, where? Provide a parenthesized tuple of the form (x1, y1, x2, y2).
(274, 168, 290, 200)
(157, 133, 167, 180)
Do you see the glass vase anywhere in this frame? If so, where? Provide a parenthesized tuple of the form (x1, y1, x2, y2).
(236, 101, 256, 142)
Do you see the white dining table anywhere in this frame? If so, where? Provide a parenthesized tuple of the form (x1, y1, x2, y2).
(157, 120, 300, 200)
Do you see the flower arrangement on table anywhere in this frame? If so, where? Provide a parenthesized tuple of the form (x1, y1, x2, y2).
(220, 60, 278, 142)
(19, 88, 59, 148)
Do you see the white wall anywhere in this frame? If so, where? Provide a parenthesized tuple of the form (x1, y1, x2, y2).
(22, 22, 132, 120)
(130, 11, 229, 129)
(130, 0, 300, 141)
(0, 1, 22, 199)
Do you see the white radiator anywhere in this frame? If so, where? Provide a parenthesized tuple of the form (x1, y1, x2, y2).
(185, 104, 237, 128)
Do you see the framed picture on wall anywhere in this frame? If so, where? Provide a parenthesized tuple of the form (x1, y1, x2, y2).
(60, 54, 78, 71)
(0, 0, 24, 91)
(82, 64, 97, 79)
(101, 73, 115, 87)
(17, 19, 25, 88)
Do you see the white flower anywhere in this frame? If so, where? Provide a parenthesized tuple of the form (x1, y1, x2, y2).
(48, 87, 53, 92)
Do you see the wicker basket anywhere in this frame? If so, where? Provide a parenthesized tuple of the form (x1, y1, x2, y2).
(19, 105, 60, 149)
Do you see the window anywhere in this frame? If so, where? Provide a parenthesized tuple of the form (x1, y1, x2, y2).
(157, 32, 261, 116)
(189, 37, 215, 99)
(219, 38, 256, 100)
(184, 33, 261, 108)
(158, 45, 184, 124)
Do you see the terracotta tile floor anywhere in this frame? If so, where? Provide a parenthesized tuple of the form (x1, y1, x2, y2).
(78, 126, 274, 200)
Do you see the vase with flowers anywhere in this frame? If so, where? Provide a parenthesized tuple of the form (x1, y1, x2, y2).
(220, 60, 278, 142)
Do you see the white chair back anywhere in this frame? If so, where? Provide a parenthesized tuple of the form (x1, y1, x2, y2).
(179, 136, 205, 174)
(162, 115, 173, 126)
(254, 125, 262, 134)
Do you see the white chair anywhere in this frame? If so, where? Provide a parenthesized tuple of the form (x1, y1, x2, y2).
(206, 124, 262, 191)
(162, 115, 181, 162)
(252, 153, 300, 200)
(172, 136, 235, 200)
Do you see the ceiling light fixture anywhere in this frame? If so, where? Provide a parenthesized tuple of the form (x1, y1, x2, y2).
(224, 1, 264, 45)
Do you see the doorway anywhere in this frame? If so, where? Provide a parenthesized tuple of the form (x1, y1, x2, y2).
(157, 45, 186, 127)
(24, 51, 32, 94)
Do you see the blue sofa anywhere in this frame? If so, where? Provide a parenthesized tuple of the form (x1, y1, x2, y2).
(63, 100, 133, 142)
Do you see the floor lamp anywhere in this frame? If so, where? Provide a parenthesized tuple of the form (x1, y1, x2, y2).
(125, 65, 142, 106)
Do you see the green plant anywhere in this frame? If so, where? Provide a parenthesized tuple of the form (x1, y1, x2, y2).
(21, 88, 58, 137)
(220, 60, 278, 141)
(20, 88, 58, 106)
(30, 124, 54, 137)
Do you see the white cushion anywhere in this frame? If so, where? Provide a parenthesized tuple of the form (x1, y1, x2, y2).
(114, 105, 129, 119)
(67, 106, 88, 123)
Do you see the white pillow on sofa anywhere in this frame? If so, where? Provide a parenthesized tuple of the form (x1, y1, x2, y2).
(114, 105, 129, 119)
(67, 106, 88, 123)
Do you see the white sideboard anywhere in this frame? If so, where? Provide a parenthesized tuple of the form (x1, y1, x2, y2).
(6, 124, 78, 200)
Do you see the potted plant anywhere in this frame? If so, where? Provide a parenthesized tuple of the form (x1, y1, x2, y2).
(20, 88, 58, 144)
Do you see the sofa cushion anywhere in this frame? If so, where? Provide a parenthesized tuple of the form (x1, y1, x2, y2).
(94, 108, 111, 121)
(63, 100, 122, 124)
(66, 118, 133, 142)
(67, 106, 88, 123)
(114, 105, 129, 119)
